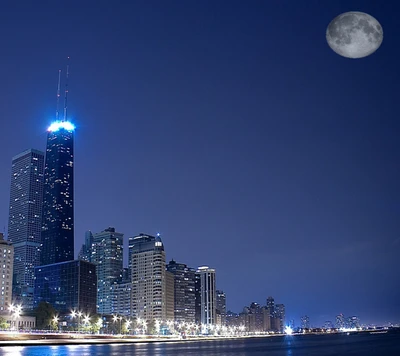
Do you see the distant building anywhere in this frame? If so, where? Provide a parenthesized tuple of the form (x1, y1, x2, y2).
(226, 310, 240, 328)
(196, 266, 216, 327)
(336, 313, 345, 328)
(166, 259, 195, 323)
(34, 259, 97, 315)
(216, 290, 226, 326)
(40, 121, 75, 265)
(130, 233, 166, 321)
(0, 233, 14, 311)
(347, 316, 360, 329)
(165, 271, 175, 321)
(275, 304, 285, 332)
(111, 282, 132, 316)
(77, 231, 93, 262)
(301, 315, 310, 329)
(194, 272, 201, 324)
(91, 227, 124, 315)
(248, 302, 264, 332)
(7, 149, 44, 310)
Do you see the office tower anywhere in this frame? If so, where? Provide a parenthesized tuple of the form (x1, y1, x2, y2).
(275, 304, 285, 332)
(77, 231, 93, 262)
(216, 290, 226, 326)
(165, 271, 175, 321)
(194, 273, 201, 324)
(7, 149, 44, 309)
(301, 315, 310, 329)
(166, 259, 196, 323)
(130, 233, 166, 321)
(41, 120, 75, 265)
(266, 296, 275, 313)
(34, 259, 97, 315)
(347, 316, 360, 329)
(248, 302, 264, 332)
(335, 313, 345, 329)
(91, 227, 123, 315)
(0, 234, 14, 311)
(196, 266, 216, 327)
(111, 282, 132, 316)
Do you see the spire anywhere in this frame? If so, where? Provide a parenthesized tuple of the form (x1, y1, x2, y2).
(63, 57, 70, 122)
(55, 69, 61, 121)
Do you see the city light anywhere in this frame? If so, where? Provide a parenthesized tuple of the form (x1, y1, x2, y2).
(47, 120, 75, 132)
(285, 326, 293, 335)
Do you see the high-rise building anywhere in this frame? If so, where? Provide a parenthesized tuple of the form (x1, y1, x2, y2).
(301, 315, 310, 329)
(166, 259, 196, 323)
(0, 233, 14, 312)
(111, 282, 132, 316)
(130, 233, 166, 321)
(7, 149, 44, 309)
(194, 272, 201, 324)
(196, 266, 216, 328)
(275, 304, 285, 332)
(78, 231, 93, 262)
(40, 121, 75, 265)
(34, 259, 97, 315)
(165, 271, 175, 321)
(335, 313, 345, 328)
(91, 227, 123, 315)
(216, 290, 226, 326)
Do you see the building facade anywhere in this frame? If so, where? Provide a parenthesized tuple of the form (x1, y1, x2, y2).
(77, 231, 93, 262)
(165, 270, 175, 321)
(111, 282, 132, 316)
(196, 266, 216, 328)
(7, 149, 44, 309)
(166, 259, 195, 323)
(130, 233, 166, 321)
(0, 234, 14, 312)
(91, 227, 123, 315)
(40, 121, 75, 265)
(34, 259, 97, 315)
(216, 290, 226, 326)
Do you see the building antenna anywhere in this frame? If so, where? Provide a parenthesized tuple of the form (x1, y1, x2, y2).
(55, 69, 61, 121)
(63, 57, 70, 122)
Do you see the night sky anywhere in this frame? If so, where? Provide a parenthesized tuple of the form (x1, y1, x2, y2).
(0, 0, 399, 326)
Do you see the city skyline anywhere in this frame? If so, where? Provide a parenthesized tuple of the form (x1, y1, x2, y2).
(0, 0, 399, 326)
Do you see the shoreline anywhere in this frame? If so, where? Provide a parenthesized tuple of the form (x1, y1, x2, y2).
(0, 329, 395, 347)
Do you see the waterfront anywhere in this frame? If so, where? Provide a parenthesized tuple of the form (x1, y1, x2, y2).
(1, 332, 400, 356)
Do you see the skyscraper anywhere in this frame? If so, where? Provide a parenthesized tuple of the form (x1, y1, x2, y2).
(8, 149, 44, 309)
(0, 233, 14, 312)
(196, 266, 216, 327)
(91, 227, 124, 315)
(40, 120, 75, 265)
(216, 290, 226, 326)
(78, 231, 93, 262)
(166, 259, 196, 323)
(275, 304, 285, 332)
(130, 233, 166, 321)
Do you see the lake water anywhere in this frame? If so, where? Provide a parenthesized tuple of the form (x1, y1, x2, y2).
(1, 332, 400, 356)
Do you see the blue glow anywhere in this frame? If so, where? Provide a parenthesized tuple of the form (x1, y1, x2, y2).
(285, 326, 293, 335)
(47, 121, 75, 132)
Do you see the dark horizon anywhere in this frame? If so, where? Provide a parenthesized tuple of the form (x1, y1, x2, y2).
(0, 0, 399, 326)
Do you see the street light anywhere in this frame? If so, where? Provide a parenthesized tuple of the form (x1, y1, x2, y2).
(113, 315, 123, 335)
(53, 316, 59, 332)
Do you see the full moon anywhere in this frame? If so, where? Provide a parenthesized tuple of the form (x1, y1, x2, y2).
(326, 11, 383, 59)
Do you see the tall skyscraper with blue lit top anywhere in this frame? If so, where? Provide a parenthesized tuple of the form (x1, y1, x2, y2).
(40, 121, 75, 265)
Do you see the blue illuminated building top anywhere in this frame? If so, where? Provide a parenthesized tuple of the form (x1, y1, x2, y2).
(47, 120, 75, 132)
